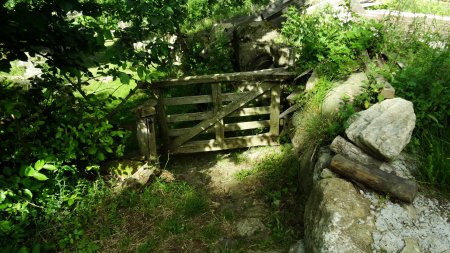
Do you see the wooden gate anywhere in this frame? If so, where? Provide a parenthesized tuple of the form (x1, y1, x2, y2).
(146, 69, 295, 155)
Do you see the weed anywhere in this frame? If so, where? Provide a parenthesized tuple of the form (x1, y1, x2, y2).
(202, 223, 221, 241)
(137, 239, 157, 253)
(181, 191, 209, 217)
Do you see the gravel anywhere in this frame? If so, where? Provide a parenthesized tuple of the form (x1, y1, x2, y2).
(361, 191, 450, 253)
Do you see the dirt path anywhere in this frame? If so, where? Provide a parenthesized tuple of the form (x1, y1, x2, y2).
(166, 146, 302, 252)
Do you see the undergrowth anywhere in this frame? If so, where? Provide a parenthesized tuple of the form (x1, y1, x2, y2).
(14, 178, 213, 252)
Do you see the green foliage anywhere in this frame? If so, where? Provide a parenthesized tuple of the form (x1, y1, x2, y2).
(372, 0, 450, 16)
(246, 146, 302, 244)
(416, 129, 450, 193)
(376, 15, 450, 191)
(282, 6, 382, 78)
(0, 0, 188, 250)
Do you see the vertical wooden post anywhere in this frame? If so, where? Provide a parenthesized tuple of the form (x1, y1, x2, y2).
(269, 83, 281, 136)
(211, 83, 225, 147)
(156, 88, 170, 155)
(135, 100, 158, 164)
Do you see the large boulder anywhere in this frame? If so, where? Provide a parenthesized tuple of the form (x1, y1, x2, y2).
(304, 178, 375, 253)
(345, 98, 416, 161)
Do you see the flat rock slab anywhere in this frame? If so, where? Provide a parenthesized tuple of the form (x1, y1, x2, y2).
(346, 98, 416, 161)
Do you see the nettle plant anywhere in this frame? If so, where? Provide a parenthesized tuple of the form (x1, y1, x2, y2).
(281, 6, 382, 78)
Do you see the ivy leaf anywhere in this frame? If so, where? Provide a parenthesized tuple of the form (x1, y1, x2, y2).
(34, 160, 46, 171)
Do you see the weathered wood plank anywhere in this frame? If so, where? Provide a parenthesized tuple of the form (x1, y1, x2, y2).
(279, 104, 300, 119)
(228, 106, 271, 117)
(212, 83, 224, 146)
(166, 111, 212, 123)
(172, 134, 279, 153)
(155, 89, 169, 155)
(222, 92, 270, 102)
(269, 84, 281, 136)
(167, 120, 270, 137)
(163, 95, 212, 106)
(225, 120, 270, 131)
(330, 154, 418, 203)
(169, 82, 277, 150)
(150, 68, 295, 87)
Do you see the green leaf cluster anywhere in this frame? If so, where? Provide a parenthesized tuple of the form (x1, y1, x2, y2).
(281, 6, 382, 78)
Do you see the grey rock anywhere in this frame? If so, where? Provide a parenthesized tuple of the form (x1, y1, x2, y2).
(346, 98, 416, 161)
(330, 136, 415, 179)
(321, 72, 368, 115)
(312, 147, 333, 184)
(289, 240, 306, 253)
(304, 178, 375, 253)
(320, 168, 338, 179)
(236, 218, 266, 236)
(305, 71, 319, 91)
(234, 21, 294, 71)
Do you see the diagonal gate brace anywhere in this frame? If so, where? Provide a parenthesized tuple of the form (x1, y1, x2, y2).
(169, 82, 277, 151)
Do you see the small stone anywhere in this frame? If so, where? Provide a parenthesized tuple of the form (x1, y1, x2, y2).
(236, 218, 265, 236)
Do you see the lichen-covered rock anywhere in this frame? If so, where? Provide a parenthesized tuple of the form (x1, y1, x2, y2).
(304, 178, 375, 253)
(321, 72, 368, 115)
(345, 98, 416, 161)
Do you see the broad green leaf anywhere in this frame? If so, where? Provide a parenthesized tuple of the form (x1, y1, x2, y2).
(137, 66, 145, 80)
(24, 167, 36, 177)
(34, 160, 45, 171)
(23, 189, 33, 199)
(105, 146, 113, 153)
(42, 164, 57, 171)
(86, 165, 100, 171)
(0, 191, 6, 203)
(119, 73, 130, 84)
(31, 172, 48, 181)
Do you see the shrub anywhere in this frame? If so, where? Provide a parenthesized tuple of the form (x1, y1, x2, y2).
(281, 6, 382, 78)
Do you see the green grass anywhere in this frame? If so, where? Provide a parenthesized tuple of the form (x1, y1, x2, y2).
(373, 0, 450, 16)
(233, 145, 304, 244)
(416, 129, 450, 193)
(27, 178, 221, 252)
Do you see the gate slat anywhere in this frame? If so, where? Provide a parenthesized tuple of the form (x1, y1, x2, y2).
(169, 82, 277, 151)
(167, 120, 271, 136)
(172, 134, 279, 154)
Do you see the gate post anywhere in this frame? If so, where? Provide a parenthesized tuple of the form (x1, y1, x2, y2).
(135, 100, 158, 164)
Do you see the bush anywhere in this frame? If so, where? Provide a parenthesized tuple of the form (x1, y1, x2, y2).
(281, 6, 382, 78)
